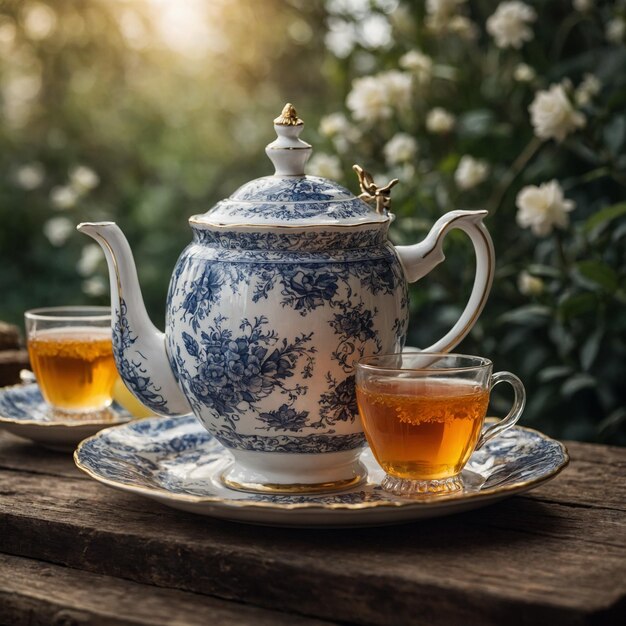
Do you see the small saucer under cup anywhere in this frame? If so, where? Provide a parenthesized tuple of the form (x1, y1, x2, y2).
(0, 383, 132, 451)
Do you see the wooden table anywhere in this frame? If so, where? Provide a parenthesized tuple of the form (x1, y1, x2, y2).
(0, 430, 624, 626)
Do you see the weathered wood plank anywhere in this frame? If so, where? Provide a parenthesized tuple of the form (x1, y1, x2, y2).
(0, 321, 20, 351)
(0, 553, 335, 626)
(531, 441, 626, 512)
(0, 350, 29, 387)
(0, 466, 624, 626)
(0, 432, 624, 624)
(0, 431, 83, 478)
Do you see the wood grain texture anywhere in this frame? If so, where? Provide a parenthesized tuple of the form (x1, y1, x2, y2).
(0, 350, 29, 386)
(0, 321, 20, 351)
(0, 432, 624, 626)
(0, 431, 82, 478)
(0, 553, 335, 626)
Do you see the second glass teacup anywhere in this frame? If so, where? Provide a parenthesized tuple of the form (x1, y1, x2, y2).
(25, 306, 117, 417)
(355, 353, 526, 496)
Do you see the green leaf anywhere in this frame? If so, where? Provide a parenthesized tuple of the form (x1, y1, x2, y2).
(498, 305, 552, 326)
(439, 153, 459, 174)
(527, 263, 561, 279)
(575, 260, 619, 292)
(611, 221, 626, 242)
(457, 109, 495, 138)
(558, 292, 597, 320)
(548, 322, 577, 359)
(566, 139, 602, 165)
(538, 365, 574, 383)
(604, 115, 626, 157)
(561, 374, 596, 398)
(598, 408, 626, 435)
(432, 64, 457, 80)
(584, 202, 626, 234)
(580, 326, 604, 371)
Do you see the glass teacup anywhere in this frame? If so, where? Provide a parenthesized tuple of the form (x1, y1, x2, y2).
(355, 353, 526, 496)
(25, 306, 117, 417)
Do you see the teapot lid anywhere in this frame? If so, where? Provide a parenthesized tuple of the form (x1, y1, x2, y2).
(192, 104, 394, 229)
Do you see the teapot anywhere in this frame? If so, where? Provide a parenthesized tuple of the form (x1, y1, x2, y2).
(78, 104, 494, 494)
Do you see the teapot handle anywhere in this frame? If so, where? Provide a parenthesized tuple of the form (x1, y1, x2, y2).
(394, 209, 495, 353)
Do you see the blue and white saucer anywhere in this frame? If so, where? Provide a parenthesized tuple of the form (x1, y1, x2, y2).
(0, 384, 132, 452)
(74, 415, 569, 527)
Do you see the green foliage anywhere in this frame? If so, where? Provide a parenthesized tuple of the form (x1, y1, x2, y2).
(314, 0, 626, 444)
(0, 0, 330, 326)
(0, 0, 624, 443)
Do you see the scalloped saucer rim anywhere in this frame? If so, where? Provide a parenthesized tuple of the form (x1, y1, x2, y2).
(74, 415, 569, 526)
(0, 383, 133, 451)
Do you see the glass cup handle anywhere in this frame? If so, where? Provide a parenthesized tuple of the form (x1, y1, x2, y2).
(476, 371, 526, 450)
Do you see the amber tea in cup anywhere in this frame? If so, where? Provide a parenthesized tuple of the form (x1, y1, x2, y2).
(356, 353, 525, 495)
(25, 307, 117, 416)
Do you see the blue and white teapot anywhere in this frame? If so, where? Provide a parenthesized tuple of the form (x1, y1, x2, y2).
(79, 104, 494, 494)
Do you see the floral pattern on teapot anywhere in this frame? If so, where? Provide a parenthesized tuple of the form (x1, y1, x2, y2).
(113, 299, 170, 414)
(164, 219, 409, 454)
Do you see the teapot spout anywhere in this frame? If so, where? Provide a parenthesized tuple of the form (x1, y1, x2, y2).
(77, 222, 192, 417)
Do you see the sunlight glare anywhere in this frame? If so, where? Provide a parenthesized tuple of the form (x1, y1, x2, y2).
(145, 0, 225, 58)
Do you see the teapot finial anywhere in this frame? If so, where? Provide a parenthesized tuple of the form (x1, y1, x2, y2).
(274, 103, 303, 126)
(266, 102, 312, 176)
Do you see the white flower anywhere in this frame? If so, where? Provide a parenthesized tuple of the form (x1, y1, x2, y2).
(347, 75, 392, 123)
(425, 0, 469, 34)
(2, 72, 41, 128)
(15, 162, 44, 189)
(306, 153, 342, 180)
(319, 112, 361, 153)
(43, 217, 73, 247)
(513, 63, 536, 82)
(426, 0, 467, 14)
(606, 18, 625, 44)
(325, 17, 356, 58)
(77, 244, 104, 276)
(426, 107, 455, 134)
(359, 13, 392, 50)
(389, 4, 412, 34)
(82, 276, 107, 297)
(383, 134, 418, 166)
(426, 0, 467, 23)
(22, 2, 57, 41)
(70, 165, 99, 192)
(573, 0, 593, 12)
(346, 71, 412, 123)
(50, 185, 78, 210)
(381, 70, 412, 110)
(516, 180, 575, 236)
(320, 113, 351, 137)
(399, 50, 433, 84)
(575, 73, 601, 106)
(529, 83, 586, 142)
(486, 1, 537, 49)
(0, 18, 17, 53)
(454, 156, 489, 190)
(448, 16, 479, 40)
(319, 113, 360, 153)
(517, 270, 544, 296)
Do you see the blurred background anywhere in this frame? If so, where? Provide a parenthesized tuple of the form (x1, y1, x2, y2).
(1, 0, 624, 443)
